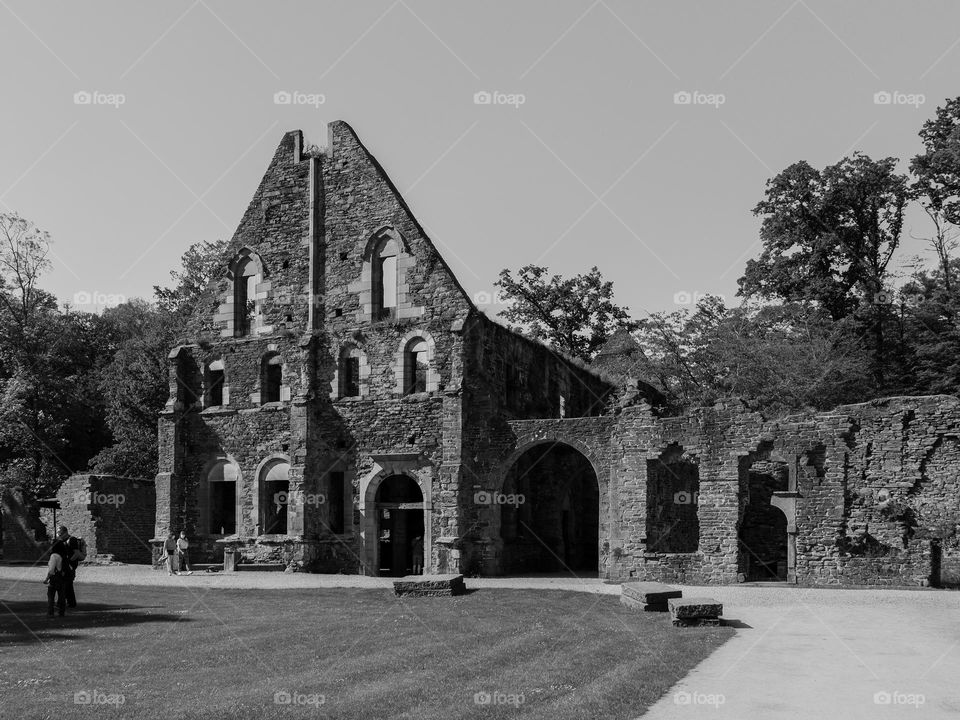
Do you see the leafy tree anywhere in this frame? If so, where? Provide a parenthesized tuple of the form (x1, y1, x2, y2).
(911, 97, 960, 291)
(740, 153, 909, 385)
(493, 265, 636, 361)
(153, 238, 227, 320)
(632, 297, 870, 414)
(0, 214, 108, 496)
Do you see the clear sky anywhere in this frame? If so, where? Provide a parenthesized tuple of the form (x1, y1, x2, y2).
(1, 0, 957, 319)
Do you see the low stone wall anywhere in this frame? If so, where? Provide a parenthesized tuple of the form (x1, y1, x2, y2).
(57, 475, 156, 564)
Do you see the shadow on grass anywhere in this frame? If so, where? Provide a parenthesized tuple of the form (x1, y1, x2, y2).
(0, 599, 188, 645)
(721, 618, 753, 628)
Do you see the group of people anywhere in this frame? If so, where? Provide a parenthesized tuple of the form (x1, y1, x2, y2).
(43, 525, 85, 617)
(160, 530, 192, 576)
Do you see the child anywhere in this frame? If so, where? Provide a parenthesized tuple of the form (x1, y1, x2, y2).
(44, 549, 66, 617)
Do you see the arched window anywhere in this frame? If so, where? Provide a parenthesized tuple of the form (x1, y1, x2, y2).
(404, 338, 429, 395)
(204, 360, 225, 407)
(339, 346, 362, 398)
(207, 461, 238, 535)
(235, 255, 262, 336)
(371, 237, 398, 321)
(261, 353, 283, 404)
(259, 459, 289, 535)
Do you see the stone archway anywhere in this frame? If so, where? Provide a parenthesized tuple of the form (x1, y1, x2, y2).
(494, 440, 601, 576)
(358, 454, 433, 577)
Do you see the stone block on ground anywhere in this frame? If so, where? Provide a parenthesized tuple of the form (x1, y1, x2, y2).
(668, 597, 723, 620)
(621, 581, 682, 611)
(393, 573, 466, 597)
(672, 617, 723, 627)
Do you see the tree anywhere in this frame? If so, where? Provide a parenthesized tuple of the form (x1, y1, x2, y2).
(632, 296, 870, 414)
(911, 97, 960, 291)
(0, 214, 107, 496)
(739, 153, 909, 386)
(153, 238, 227, 321)
(493, 265, 636, 361)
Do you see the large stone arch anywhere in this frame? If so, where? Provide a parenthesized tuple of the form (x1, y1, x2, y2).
(484, 419, 614, 576)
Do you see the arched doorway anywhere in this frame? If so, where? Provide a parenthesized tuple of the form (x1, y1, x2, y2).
(739, 460, 789, 581)
(375, 475, 424, 577)
(499, 442, 600, 575)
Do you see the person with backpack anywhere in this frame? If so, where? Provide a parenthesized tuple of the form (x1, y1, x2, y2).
(53, 525, 86, 608)
(43, 543, 67, 616)
(160, 532, 180, 575)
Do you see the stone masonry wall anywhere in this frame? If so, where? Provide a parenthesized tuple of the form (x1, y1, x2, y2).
(57, 475, 155, 564)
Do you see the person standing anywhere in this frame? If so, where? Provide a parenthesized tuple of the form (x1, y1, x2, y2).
(176, 530, 192, 574)
(44, 545, 67, 617)
(54, 525, 85, 609)
(411, 535, 423, 575)
(161, 532, 180, 575)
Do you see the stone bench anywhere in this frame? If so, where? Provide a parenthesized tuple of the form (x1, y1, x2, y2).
(393, 574, 467, 597)
(620, 581, 682, 611)
(668, 597, 723, 627)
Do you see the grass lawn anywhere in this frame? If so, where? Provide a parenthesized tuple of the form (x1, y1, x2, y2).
(0, 579, 731, 719)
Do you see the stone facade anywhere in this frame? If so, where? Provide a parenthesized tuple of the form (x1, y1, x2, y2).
(153, 121, 960, 587)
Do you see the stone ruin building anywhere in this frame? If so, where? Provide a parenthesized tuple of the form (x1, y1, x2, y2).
(151, 121, 960, 587)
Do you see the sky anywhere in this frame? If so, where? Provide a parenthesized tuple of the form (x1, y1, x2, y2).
(1, 0, 958, 320)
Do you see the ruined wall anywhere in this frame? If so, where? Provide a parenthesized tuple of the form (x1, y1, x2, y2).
(57, 475, 155, 564)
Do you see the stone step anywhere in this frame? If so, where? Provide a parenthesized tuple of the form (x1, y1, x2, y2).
(393, 573, 467, 597)
(621, 581, 682, 611)
(668, 597, 723, 625)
